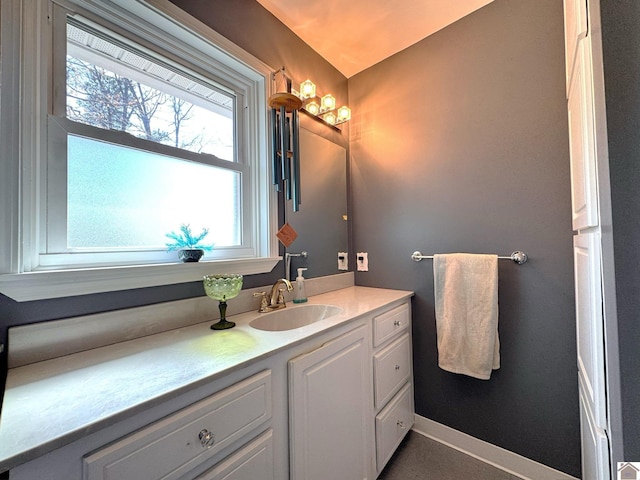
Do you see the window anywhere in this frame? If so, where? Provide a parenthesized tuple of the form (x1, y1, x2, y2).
(47, 16, 245, 267)
(0, 0, 278, 301)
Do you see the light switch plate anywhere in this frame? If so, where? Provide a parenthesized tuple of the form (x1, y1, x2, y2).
(357, 252, 368, 271)
(338, 252, 348, 271)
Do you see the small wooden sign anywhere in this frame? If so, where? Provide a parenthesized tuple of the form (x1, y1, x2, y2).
(276, 223, 298, 247)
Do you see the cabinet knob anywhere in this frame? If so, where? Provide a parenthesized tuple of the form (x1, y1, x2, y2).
(395, 364, 400, 371)
(393, 320, 401, 327)
(397, 420, 405, 429)
(198, 429, 216, 449)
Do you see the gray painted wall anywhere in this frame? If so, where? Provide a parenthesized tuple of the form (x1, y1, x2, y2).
(348, 0, 579, 476)
(600, 0, 640, 460)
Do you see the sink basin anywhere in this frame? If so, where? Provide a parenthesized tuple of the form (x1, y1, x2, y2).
(249, 304, 343, 331)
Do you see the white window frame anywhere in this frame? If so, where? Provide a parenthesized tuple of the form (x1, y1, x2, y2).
(0, 0, 279, 301)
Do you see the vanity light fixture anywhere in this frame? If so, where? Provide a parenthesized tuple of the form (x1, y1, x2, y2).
(268, 67, 352, 211)
(296, 79, 351, 126)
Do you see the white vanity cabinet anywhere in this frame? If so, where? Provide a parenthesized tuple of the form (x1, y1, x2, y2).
(1, 286, 414, 480)
(288, 324, 371, 480)
(371, 302, 414, 474)
(287, 299, 414, 479)
(83, 370, 273, 480)
(8, 369, 279, 480)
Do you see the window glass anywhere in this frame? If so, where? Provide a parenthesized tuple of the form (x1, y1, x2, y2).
(66, 21, 235, 161)
(67, 134, 241, 251)
(52, 16, 247, 261)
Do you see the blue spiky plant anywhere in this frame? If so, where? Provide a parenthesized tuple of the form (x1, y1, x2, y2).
(165, 224, 213, 251)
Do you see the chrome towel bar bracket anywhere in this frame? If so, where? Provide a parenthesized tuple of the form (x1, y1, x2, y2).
(411, 251, 528, 265)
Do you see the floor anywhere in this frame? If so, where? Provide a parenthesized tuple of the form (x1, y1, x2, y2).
(378, 431, 524, 480)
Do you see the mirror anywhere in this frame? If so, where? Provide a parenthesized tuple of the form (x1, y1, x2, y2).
(285, 127, 348, 279)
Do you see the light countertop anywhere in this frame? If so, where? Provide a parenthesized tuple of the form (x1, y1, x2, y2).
(0, 286, 412, 472)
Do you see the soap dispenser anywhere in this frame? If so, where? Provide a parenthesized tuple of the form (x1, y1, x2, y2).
(293, 267, 308, 303)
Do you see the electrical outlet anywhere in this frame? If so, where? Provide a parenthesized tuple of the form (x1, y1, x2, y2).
(357, 252, 368, 271)
(338, 252, 348, 271)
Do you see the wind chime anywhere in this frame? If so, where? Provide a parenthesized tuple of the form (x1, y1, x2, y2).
(269, 67, 303, 212)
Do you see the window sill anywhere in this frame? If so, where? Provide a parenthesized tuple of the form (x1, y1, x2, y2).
(0, 257, 281, 302)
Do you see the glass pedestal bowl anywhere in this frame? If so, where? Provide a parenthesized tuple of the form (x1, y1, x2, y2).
(203, 274, 243, 330)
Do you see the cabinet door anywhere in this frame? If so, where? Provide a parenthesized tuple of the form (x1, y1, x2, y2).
(564, 0, 588, 88)
(289, 325, 371, 480)
(574, 233, 606, 428)
(579, 381, 610, 480)
(567, 39, 599, 231)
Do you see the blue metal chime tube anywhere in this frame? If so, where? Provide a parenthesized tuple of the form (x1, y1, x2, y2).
(270, 108, 281, 191)
(291, 109, 301, 211)
(286, 117, 293, 200)
(279, 105, 292, 199)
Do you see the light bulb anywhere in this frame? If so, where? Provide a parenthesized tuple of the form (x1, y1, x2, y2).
(337, 106, 351, 122)
(323, 111, 337, 125)
(300, 79, 316, 99)
(321, 94, 336, 111)
(305, 101, 320, 116)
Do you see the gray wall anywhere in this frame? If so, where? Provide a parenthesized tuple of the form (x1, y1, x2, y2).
(348, 0, 579, 476)
(600, 0, 640, 460)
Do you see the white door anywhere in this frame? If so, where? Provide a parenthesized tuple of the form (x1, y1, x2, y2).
(574, 233, 610, 480)
(289, 324, 371, 480)
(565, 1, 614, 476)
(579, 381, 610, 480)
(563, 0, 588, 89)
(567, 39, 599, 231)
(574, 233, 606, 427)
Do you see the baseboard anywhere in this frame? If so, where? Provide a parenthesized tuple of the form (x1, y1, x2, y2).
(412, 415, 579, 480)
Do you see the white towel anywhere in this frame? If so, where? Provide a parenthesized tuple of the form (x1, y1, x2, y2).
(433, 253, 499, 380)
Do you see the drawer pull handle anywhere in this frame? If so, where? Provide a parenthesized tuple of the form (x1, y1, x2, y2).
(397, 420, 405, 429)
(395, 364, 401, 371)
(198, 429, 216, 449)
(393, 320, 401, 327)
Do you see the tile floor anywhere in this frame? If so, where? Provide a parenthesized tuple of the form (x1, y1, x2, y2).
(378, 430, 524, 480)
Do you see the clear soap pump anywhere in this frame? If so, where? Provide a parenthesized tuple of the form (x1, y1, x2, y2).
(293, 267, 308, 303)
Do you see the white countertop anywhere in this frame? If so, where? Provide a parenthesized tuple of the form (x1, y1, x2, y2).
(0, 286, 412, 472)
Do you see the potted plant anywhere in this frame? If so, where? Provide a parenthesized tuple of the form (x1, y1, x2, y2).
(165, 224, 213, 262)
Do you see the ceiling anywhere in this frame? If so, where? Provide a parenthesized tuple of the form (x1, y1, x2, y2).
(255, 0, 495, 78)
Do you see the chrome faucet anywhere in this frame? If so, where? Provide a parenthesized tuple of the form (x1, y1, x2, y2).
(253, 278, 293, 312)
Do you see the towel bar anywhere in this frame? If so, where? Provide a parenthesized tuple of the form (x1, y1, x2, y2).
(411, 251, 528, 265)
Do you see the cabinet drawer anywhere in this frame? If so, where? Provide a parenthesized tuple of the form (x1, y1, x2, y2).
(375, 382, 413, 473)
(373, 303, 410, 347)
(83, 370, 272, 480)
(374, 333, 411, 409)
(194, 430, 273, 480)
